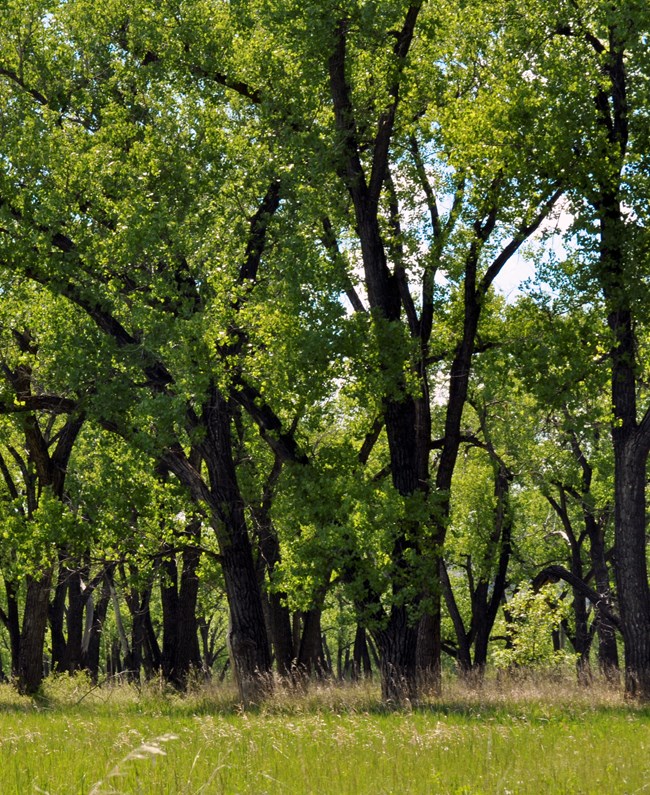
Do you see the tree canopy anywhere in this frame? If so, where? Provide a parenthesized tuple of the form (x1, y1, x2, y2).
(0, 0, 649, 702)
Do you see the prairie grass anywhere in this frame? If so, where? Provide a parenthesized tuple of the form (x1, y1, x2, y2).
(0, 672, 647, 794)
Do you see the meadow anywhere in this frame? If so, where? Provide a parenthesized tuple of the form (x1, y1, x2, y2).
(0, 674, 648, 795)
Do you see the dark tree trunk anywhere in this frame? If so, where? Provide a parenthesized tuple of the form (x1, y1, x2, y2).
(66, 567, 85, 673)
(159, 528, 201, 686)
(266, 591, 294, 677)
(18, 571, 52, 694)
(175, 543, 201, 681)
(201, 386, 272, 703)
(587, 521, 619, 676)
(222, 535, 273, 702)
(416, 607, 441, 692)
(122, 578, 155, 681)
(81, 577, 111, 681)
(352, 625, 372, 679)
(255, 500, 294, 677)
(440, 561, 472, 672)
(49, 564, 67, 673)
(589, 32, 650, 700)
(613, 445, 650, 698)
(297, 608, 328, 678)
(4, 580, 21, 678)
(376, 606, 418, 703)
(160, 553, 179, 681)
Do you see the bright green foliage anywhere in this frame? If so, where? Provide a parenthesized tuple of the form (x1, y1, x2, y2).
(0, 0, 648, 691)
(493, 584, 577, 670)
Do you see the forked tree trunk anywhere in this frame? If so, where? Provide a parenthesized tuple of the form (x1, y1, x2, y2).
(160, 543, 201, 686)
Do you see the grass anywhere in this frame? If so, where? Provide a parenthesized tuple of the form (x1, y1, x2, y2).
(0, 673, 648, 794)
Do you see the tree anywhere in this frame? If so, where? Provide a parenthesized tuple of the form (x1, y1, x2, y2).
(509, 298, 619, 680)
(0, 0, 350, 701)
(509, 0, 650, 698)
(0, 286, 87, 692)
(252, 0, 566, 701)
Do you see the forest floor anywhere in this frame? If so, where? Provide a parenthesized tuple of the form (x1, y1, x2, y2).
(0, 672, 648, 794)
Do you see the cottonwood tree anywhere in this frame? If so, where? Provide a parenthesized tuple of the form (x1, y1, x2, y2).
(0, 0, 350, 701)
(242, 0, 568, 701)
(509, 298, 618, 680)
(507, 0, 650, 698)
(0, 286, 89, 692)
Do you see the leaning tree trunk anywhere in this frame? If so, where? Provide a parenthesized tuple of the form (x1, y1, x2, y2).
(202, 386, 273, 704)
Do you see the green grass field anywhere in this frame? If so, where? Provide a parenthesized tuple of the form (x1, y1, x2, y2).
(0, 675, 648, 795)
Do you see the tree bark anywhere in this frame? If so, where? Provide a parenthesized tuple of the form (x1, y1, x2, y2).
(613, 444, 650, 698)
(416, 607, 441, 692)
(18, 571, 52, 694)
(202, 386, 272, 703)
(81, 576, 111, 681)
(352, 625, 372, 679)
(376, 606, 418, 703)
(297, 608, 328, 678)
(4, 580, 21, 678)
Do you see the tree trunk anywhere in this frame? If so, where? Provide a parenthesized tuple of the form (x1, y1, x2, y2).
(18, 571, 52, 694)
(222, 536, 273, 703)
(4, 580, 21, 678)
(66, 567, 85, 673)
(266, 591, 294, 677)
(175, 544, 201, 681)
(376, 606, 418, 703)
(352, 625, 372, 679)
(297, 608, 328, 678)
(256, 509, 294, 677)
(587, 521, 619, 676)
(160, 553, 179, 681)
(49, 563, 67, 672)
(202, 386, 272, 704)
(416, 608, 441, 692)
(613, 445, 650, 699)
(81, 576, 111, 681)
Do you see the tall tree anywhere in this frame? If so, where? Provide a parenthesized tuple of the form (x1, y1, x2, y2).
(511, 0, 650, 698)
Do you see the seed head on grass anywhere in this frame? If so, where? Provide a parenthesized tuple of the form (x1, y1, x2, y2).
(88, 733, 179, 795)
